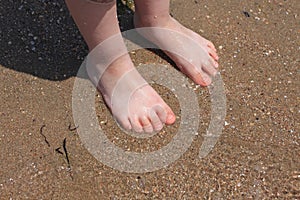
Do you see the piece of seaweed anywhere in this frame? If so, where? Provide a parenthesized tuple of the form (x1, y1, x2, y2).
(39, 125, 50, 147)
(68, 123, 79, 131)
(63, 138, 70, 169)
(243, 11, 251, 18)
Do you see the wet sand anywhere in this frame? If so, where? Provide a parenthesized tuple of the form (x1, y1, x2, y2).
(0, 0, 299, 199)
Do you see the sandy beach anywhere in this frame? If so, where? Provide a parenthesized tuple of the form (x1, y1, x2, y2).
(0, 0, 299, 199)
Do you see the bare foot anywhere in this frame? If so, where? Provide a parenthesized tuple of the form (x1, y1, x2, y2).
(134, 15, 219, 86)
(87, 50, 176, 133)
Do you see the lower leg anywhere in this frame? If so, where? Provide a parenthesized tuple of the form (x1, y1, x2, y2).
(65, 0, 118, 50)
(134, 0, 170, 27)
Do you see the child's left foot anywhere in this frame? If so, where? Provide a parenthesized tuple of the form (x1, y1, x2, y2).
(134, 15, 219, 86)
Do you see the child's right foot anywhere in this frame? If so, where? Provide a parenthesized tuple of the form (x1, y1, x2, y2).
(87, 52, 175, 133)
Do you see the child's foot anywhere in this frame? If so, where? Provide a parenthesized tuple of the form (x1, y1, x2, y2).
(87, 51, 176, 133)
(134, 15, 219, 86)
(65, 0, 175, 133)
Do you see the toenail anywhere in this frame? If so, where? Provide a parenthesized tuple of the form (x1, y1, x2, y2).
(215, 62, 219, 68)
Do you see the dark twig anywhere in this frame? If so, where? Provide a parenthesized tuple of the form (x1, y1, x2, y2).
(68, 123, 79, 131)
(55, 147, 64, 155)
(63, 138, 70, 169)
(55, 140, 73, 180)
(39, 125, 50, 147)
(242, 11, 251, 18)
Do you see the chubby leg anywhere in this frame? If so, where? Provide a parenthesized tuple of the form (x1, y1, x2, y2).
(65, 0, 175, 132)
(134, 0, 219, 86)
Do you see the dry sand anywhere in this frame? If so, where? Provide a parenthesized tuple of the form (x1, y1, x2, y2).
(0, 0, 299, 199)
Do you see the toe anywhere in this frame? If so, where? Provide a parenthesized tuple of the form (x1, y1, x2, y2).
(198, 73, 212, 86)
(207, 41, 217, 52)
(208, 48, 219, 61)
(194, 69, 212, 86)
(149, 109, 164, 131)
(183, 62, 212, 86)
(166, 111, 176, 125)
(154, 104, 175, 125)
(117, 116, 132, 131)
(140, 116, 154, 133)
(130, 115, 143, 133)
(214, 60, 219, 68)
(202, 59, 218, 77)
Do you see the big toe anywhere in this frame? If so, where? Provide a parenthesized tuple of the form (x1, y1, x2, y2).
(181, 62, 213, 86)
(191, 66, 213, 86)
(166, 112, 176, 125)
(196, 72, 212, 86)
(153, 104, 176, 125)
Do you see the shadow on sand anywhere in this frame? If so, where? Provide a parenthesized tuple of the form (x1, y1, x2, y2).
(0, 0, 135, 81)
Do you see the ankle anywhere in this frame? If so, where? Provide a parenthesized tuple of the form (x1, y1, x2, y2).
(96, 54, 134, 96)
(134, 12, 171, 28)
